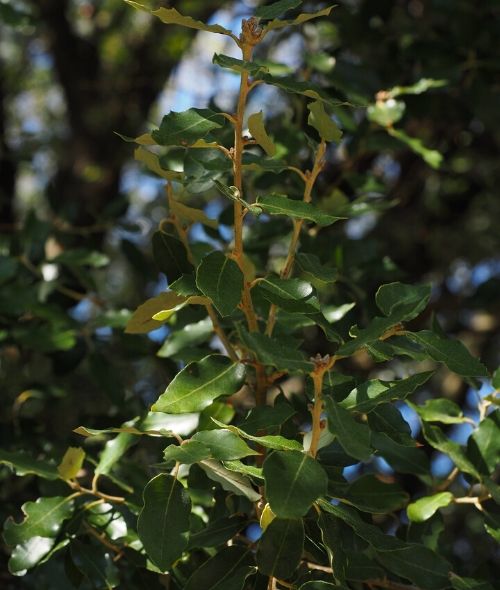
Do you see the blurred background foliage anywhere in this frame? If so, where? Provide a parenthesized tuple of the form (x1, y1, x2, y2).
(1, 0, 499, 586)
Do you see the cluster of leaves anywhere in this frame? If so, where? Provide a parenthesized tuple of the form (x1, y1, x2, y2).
(1, 1, 499, 589)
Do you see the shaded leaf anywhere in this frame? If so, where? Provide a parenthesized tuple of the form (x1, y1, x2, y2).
(152, 108, 225, 146)
(134, 146, 182, 180)
(152, 230, 193, 282)
(184, 546, 255, 590)
(196, 251, 243, 317)
(248, 111, 276, 156)
(263, 450, 328, 518)
(199, 460, 261, 502)
(70, 540, 119, 589)
(257, 518, 304, 578)
(137, 474, 191, 571)
(188, 516, 247, 549)
(192, 429, 260, 460)
(0, 450, 59, 480)
(308, 100, 342, 142)
(256, 194, 344, 226)
(324, 398, 372, 461)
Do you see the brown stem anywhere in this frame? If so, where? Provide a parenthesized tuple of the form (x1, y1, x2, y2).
(308, 355, 336, 458)
(266, 141, 327, 337)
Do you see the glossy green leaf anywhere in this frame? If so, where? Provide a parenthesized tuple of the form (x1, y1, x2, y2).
(406, 330, 488, 377)
(152, 354, 246, 414)
(152, 108, 224, 146)
(212, 53, 269, 77)
(192, 429, 259, 460)
(255, 0, 301, 20)
(3, 496, 74, 547)
(70, 540, 119, 589)
(152, 230, 193, 282)
(196, 251, 243, 316)
(332, 474, 409, 513)
(238, 328, 314, 372)
(340, 371, 433, 413)
(222, 460, 264, 480)
(198, 401, 235, 431)
(248, 111, 276, 156)
(137, 474, 191, 571)
(239, 401, 296, 434)
(257, 518, 304, 578)
(421, 422, 481, 479)
(324, 397, 372, 461)
(164, 440, 211, 464)
(95, 432, 135, 476)
(367, 404, 416, 447)
(157, 317, 213, 358)
(57, 447, 85, 480)
(199, 459, 261, 501)
(467, 410, 500, 475)
(409, 398, 468, 424)
(263, 450, 327, 518)
(256, 194, 344, 226)
(151, 7, 234, 37)
(8, 536, 55, 576)
(188, 516, 247, 549)
(376, 282, 431, 319)
(407, 492, 454, 523)
(184, 546, 255, 590)
(0, 450, 59, 480)
(308, 100, 342, 142)
(134, 146, 182, 180)
(296, 253, 337, 284)
(214, 420, 303, 452)
(256, 276, 320, 313)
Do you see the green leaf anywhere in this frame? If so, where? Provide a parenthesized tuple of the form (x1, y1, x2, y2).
(184, 546, 255, 590)
(407, 330, 489, 378)
(450, 574, 494, 590)
(223, 460, 264, 480)
(57, 447, 85, 480)
(152, 230, 193, 282)
(296, 253, 337, 285)
(95, 432, 136, 476)
(332, 474, 409, 513)
(152, 108, 225, 146)
(152, 354, 246, 414)
(409, 398, 468, 424)
(196, 251, 244, 317)
(212, 53, 270, 77)
(467, 410, 500, 475)
(318, 511, 348, 583)
(70, 540, 119, 589)
(137, 474, 191, 571)
(126, 2, 234, 36)
(308, 100, 342, 142)
(376, 282, 431, 319)
(492, 367, 500, 389)
(407, 492, 454, 523)
(188, 516, 247, 549)
(157, 317, 213, 358)
(388, 78, 447, 98)
(248, 111, 276, 156)
(255, 72, 343, 107)
(256, 194, 344, 226)
(319, 501, 450, 590)
(164, 440, 211, 464)
(214, 420, 303, 452)
(169, 199, 218, 229)
(199, 459, 261, 502)
(239, 401, 296, 434)
(134, 146, 182, 180)
(125, 292, 201, 334)
(371, 432, 429, 475)
(238, 328, 314, 373)
(0, 450, 59, 480)
(8, 536, 55, 576)
(170, 273, 202, 297)
(192, 429, 260, 460)
(340, 371, 434, 413)
(263, 450, 328, 518)
(324, 398, 372, 461)
(367, 404, 416, 447)
(257, 518, 304, 578)
(299, 583, 339, 590)
(3, 496, 74, 547)
(51, 248, 110, 268)
(256, 276, 320, 313)
(421, 422, 481, 479)
(367, 99, 406, 127)
(388, 127, 443, 169)
(263, 6, 334, 32)
(255, 0, 302, 20)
